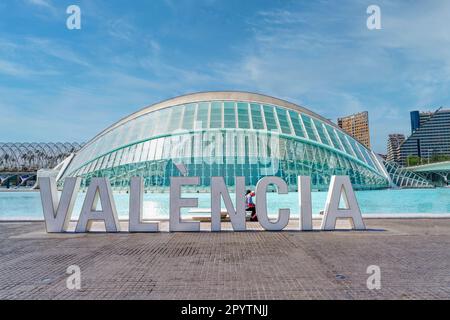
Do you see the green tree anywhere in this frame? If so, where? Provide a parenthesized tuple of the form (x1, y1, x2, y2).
(430, 154, 450, 164)
(406, 155, 422, 166)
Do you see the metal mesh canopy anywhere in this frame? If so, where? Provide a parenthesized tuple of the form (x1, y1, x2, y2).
(383, 160, 434, 188)
(0, 142, 83, 172)
(62, 92, 390, 191)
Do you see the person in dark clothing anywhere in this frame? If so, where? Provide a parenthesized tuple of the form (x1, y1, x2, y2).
(245, 189, 257, 222)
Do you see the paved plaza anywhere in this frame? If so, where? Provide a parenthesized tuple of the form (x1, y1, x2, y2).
(0, 219, 449, 299)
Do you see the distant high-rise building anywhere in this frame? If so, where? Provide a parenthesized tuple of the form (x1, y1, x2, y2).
(337, 111, 371, 148)
(410, 111, 420, 133)
(386, 134, 405, 163)
(410, 110, 435, 133)
(400, 108, 450, 165)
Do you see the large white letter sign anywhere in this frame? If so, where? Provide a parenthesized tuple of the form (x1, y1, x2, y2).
(169, 177, 200, 232)
(211, 176, 246, 232)
(39, 177, 80, 233)
(255, 177, 290, 231)
(320, 176, 366, 231)
(129, 177, 159, 232)
(298, 176, 313, 231)
(75, 178, 121, 233)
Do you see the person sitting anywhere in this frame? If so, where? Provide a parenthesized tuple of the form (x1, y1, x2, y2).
(245, 190, 257, 222)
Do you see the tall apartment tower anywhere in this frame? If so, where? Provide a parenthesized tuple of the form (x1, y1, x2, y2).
(400, 108, 450, 165)
(386, 134, 405, 163)
(337, 111, 371, 148)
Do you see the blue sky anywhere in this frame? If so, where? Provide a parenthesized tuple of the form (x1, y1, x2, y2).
(1, 0, 450, 153)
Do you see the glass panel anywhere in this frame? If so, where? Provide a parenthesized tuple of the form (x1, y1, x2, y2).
(347, 137, 365, 162)
(98, 134, 112, 158)
(247, 132, 258, 157)
(87, 140, 99, 162)
(93, 158, 102, 172)
(223, 101, 236, 128)
(258, 134, 268, 158)
(87, 160, 96, 174)
(179, 134, 192, 159)
(99, 154, 110, 170)
(126, 145, 137, 164)
(133, 143, 143, 163)
(117, 147, 128, 166)
(209, 101, 222, 128)
(148, 140, 157, 161)
(81, 162, 92, 175)
(155, 108, 171, 136)
(182, 103, 196, 130)
(300, 114, 318, 141)
(136, 116, 149, 141)
(237, 102, 250, 129)
(192, 132, 202, 159)
(113, 149, 123, 167)
(138, 113, 155, 141)
(154, 139, 164, 160)
(107, 127, 122, 153)
(360, 146, 376, 168)
(288, 111, 305, 137)
(276, 107, 292, 134)
(162, 137, 171, 159)
(141, 141, 151, 162)
(127, 116, 145, 144)
(335, 130, 354, 156)
(236, 132, 245, 157)
(312, 119, 330, 146)
(167, 106, 182, 132)
(124, 121, 138, 147)
(107, 151, 116, 168)
(263, 105, 278, 131)
(250, 104, 264, 130)
(325, 125, 342, 151)
(196, 102, 209, 129)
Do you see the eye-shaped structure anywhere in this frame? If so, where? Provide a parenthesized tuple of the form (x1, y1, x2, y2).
(60, 92, 391, 191)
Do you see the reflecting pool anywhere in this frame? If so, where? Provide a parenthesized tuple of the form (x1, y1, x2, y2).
(0, 188, 449, 220)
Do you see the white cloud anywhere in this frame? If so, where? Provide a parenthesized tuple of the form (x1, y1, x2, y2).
(0, 36, 89, 82)
(209, 1, 450, 152)
(26, 0, 53, 9)
(0, 59, 32, 77)
(24, 0, 58, 18)
(0, 58, 59, 77)
(26, 38, 91, 67)
(4, 0, 450, 153)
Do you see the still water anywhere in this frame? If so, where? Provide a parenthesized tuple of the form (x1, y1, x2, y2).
(0, 188, 449, 220)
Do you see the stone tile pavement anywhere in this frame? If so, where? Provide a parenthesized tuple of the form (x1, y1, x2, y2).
(0, 219, 449, 299)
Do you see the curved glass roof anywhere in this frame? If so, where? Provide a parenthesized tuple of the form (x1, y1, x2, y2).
(64, 92, 384, 181)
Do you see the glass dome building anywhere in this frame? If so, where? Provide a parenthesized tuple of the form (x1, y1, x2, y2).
(60, 92, 390, 191)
